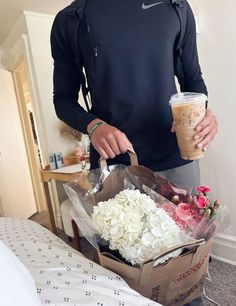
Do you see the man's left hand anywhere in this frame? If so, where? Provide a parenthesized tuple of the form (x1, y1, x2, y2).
(194, 109, 218, 151)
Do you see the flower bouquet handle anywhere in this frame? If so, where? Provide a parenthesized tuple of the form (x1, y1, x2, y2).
(99, 149, 139, 171)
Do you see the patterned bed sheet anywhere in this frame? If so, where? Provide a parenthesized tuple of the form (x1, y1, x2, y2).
(0, 218, 160, 306)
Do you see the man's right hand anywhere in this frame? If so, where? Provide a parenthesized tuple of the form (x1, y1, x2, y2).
(87, 119, 133, 159)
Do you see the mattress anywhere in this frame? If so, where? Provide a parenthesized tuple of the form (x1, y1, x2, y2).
(0, 217, 160, 306)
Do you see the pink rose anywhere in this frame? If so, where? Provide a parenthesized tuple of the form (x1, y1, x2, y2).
(186, 218, 198, 228)
(194, 195, 207, 209)
(175, 218, 188, 230)
(196, 186, 211, 193)
(163, 203, 177, 219)
(176, 203, 193, 221)
(186, 212, 202, 228)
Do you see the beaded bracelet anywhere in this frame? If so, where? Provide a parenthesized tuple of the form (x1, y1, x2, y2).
(88, 121, 106, 139)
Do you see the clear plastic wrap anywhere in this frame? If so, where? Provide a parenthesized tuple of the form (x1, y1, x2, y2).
(143, 181, 230, 240)
(64, 157, 229, 266)
(64, 164, 129, 250)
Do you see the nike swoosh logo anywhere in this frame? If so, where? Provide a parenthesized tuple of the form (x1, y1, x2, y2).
(142, 2, 164, 10)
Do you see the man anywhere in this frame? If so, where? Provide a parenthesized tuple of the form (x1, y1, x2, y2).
(51, 0, 217, 189)
(51, 2, 217, 304)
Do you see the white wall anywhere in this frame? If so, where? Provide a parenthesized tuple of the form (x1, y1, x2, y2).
(1, 11, 83, 162)
(0, 11, 77, 226)
(188, 0, 195, 10)
(0, 68, 37, 218)
(1, 14, 27, 68)
(194, 0, 236, 263)
(24, 12, 78, 157)
(24, 12, 87, 226)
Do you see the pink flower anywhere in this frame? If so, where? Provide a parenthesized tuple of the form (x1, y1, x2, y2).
(214, 199, 220, 207)
(176, 203, 193, 221)
(186, 218, 198, 228)
(196, 186, 211, 193)
(163, 203, 177, 219)
(186, 211, 202, 228)
(175, 218, 188, 230)
(194, 195, 208, 209)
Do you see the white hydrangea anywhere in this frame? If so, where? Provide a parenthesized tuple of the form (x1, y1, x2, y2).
(92, 189, 185, 266)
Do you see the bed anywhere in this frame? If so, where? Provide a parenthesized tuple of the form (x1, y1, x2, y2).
(0, 217, 161, 306)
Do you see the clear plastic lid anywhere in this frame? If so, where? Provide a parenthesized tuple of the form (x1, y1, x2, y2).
(169, 92, 207, 105)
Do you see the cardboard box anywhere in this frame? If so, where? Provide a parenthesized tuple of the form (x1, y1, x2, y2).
(97, 239, 211, 306)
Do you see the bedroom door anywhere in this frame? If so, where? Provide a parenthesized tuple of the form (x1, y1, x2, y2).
(0, 68, 37, 218)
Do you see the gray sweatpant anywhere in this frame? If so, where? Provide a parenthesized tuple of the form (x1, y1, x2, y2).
(158, 160, 203, 306)
(157, 160, 200, 193)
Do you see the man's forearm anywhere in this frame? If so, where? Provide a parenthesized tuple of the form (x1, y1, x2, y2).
(53, 95, 97, 134)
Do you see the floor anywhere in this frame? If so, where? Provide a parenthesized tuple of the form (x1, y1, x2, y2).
(203, 259, 236, 306)
(29, 211, 94, 258)
(30, 212, 236, 306)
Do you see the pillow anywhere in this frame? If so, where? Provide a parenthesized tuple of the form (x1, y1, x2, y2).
(0, 240, 42, 306)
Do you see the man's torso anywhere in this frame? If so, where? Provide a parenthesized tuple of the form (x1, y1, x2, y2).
(79, 0, 190, 170)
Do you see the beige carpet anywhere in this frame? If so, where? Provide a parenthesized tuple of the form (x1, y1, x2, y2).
(203, 258, 236, 306)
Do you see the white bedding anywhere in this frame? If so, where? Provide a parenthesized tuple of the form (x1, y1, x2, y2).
(0, 240, 42, 306)
(0, 218, 161, 306)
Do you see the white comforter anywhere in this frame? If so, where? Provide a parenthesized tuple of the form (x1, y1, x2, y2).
(0, 217, 161, 306)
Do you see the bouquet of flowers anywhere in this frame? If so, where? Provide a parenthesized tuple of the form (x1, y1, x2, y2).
(92, 189, 190, 266)
(161, 185, 223, 240)
(64, 164, 227, 267)
(64, 160, 229, 306)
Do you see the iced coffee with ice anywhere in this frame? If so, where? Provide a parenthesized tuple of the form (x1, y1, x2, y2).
(170, 92, 207, 160)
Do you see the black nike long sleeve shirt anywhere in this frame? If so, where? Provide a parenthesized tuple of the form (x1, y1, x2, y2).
(51, 0, 207, 171)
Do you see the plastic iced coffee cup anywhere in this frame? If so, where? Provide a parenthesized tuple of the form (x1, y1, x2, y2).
(169, 92, 207, 160)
